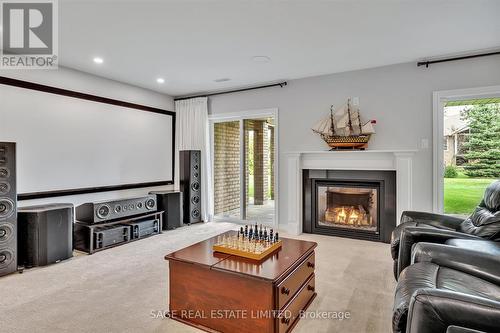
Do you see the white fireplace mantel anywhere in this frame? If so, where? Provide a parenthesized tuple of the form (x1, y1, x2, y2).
(284, 150, 417, 235)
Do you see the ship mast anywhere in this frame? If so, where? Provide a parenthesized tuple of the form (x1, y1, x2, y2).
(329, 105, 335, 135)
(357, 109, 363, 135)
(347, 98, 353, 134)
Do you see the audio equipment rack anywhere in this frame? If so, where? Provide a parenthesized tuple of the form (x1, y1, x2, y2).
(74, 210, 163, 254)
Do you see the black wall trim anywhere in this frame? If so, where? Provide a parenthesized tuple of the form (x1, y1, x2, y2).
(0, 76, 176, 200)
(18, 181, 173, 201)
(0, 76, 175, 116)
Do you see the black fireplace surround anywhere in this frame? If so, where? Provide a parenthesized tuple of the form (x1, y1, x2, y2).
(303, 169, 396, 243)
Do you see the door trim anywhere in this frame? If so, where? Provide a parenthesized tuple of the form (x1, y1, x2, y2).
(209, 108, 279, 227)
(432, 85, 500, 213)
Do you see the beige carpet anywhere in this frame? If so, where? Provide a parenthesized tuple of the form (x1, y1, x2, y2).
(0, 222, 395, 333)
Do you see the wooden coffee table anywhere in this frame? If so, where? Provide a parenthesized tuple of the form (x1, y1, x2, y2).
(165, 230, 317, 333)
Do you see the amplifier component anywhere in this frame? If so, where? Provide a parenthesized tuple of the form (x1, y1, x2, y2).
(94, 225, 130, 250)
(127, 219, 160, 240)
(76, 195, 157, 224)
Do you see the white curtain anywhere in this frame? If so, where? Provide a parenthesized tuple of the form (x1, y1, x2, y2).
(175, 97, 213, 222)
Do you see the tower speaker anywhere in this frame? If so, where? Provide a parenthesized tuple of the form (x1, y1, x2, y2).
(149, 190, 183, 230)
(0, 142, 17, 277)
(180, 150, 202, 224)
(17, 203, 74, 268)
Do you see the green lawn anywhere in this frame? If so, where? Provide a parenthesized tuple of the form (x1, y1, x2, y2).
(444, 177, 495, 214)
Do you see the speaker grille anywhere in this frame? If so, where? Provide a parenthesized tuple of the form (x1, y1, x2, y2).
(0, 249, 14, 269)
(180, 150, 202, 224)
(0, 142, 16, 277)
(0, 223, 14, 244)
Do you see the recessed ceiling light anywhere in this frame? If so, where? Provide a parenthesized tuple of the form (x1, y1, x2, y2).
(252, 56, 271, 63)
(156, 78, 165, 84)
(93, 57, 104, 64)
(214, 78, 231, 83)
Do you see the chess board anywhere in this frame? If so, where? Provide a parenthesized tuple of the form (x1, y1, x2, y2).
(213, 239, 282, 260)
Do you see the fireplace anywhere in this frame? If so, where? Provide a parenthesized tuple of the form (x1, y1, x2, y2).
(303, 170, 396, 242)
(317, 185, 378, 231)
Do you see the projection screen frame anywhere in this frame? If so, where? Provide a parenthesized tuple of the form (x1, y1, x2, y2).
(0, 76, 176, 201)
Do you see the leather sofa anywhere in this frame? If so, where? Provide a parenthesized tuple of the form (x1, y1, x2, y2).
(391, 180, 500, 279)
(392, 241, 500, 333)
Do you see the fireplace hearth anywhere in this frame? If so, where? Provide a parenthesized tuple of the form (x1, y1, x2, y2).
(303, 170, 396, 243)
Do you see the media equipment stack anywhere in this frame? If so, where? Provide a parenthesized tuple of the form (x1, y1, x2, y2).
(149, 190, 183, 230)
(180, 150, 202, 224)
(74, 195, 162, 254)
(0, 142, 17, 277)
(17, 203, 74, 268)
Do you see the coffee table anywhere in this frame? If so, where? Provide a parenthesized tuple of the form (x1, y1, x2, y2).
(164, 230, 317, 333)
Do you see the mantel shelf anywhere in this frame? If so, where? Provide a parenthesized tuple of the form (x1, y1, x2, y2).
(284, 149, 418, 155)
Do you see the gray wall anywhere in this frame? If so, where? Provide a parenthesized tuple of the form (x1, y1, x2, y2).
(208, 56, 500, 226)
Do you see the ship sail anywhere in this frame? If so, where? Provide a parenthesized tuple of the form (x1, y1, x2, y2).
(361, 121, 376, 134)
(312, 116, 332, 135)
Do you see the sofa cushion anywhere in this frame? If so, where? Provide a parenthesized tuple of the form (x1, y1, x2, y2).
(393, 262, 500, 333)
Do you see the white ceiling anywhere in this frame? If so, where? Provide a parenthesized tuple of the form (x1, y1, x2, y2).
(59, 0, 500, 96)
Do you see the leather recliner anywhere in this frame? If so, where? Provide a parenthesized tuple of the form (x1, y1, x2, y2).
(391, 180, 500, 279)
(392, 241, 500, 333)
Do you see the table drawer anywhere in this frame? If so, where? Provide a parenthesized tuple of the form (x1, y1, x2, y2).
(278, 274, 315, 333)
(277, 251, 315, 309)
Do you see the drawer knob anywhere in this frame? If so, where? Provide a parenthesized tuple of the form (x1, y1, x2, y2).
(281, 287, 290, 295)
(307, 285, 315, 292)
(281, 317, 291, 325)
(307, 261, 315, 269)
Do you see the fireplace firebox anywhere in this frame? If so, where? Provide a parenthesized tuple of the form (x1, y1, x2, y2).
(303, 170, 396, 243)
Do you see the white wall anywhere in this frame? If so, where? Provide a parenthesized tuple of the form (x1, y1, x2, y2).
(208, 56, 500, 227)
(0, 67, 176, 207)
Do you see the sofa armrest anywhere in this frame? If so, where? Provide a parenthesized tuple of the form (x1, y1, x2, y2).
(412, 242, 500, 285)
(396, 227, 481, 278)
(401, 211, 466, 230)
(447, 325, 488, 333)
(406, 289, 500, 333)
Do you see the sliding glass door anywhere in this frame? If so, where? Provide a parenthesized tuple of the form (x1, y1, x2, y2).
(211, 111, 277, 226)
(212, 120, 242, 220)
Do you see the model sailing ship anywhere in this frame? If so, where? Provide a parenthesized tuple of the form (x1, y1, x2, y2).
(312, 98, 376, 150)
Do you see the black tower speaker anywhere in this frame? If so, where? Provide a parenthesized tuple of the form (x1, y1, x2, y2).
(180, 150, 202, 224)
(17, 203, 74, 268)
(149, 190, 183, 230)
(0, 142, 17, 277)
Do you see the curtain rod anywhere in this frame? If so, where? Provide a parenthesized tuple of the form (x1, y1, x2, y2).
(417, 51, 500, 68)
(174, 81, 287, 101)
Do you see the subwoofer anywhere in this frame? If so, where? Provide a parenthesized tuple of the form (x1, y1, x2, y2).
(76, 195, 157, 224)
(17, 203, 74, 268)
(180, 150, 202, 224)
(149, 190, 183, 230)
(0, 142, 17, 277)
